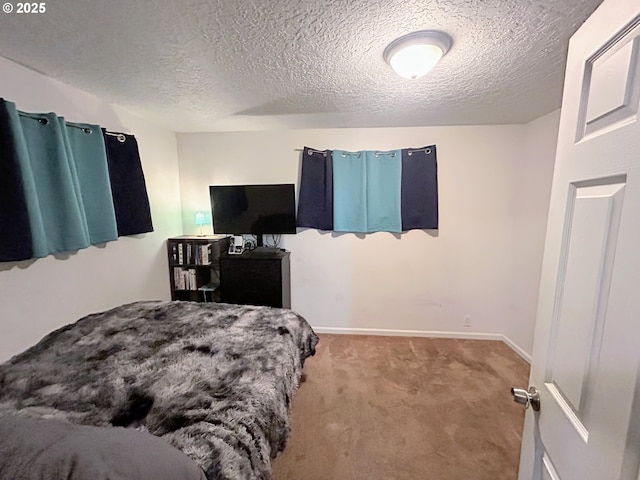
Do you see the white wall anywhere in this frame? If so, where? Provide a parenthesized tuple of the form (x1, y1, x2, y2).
(505, 110, 561, 357)
(177, 121, 558, 356)
(0, 58, 183, 362)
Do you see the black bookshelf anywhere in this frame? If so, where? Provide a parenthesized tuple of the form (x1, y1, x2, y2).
(167, 235, 230, 302)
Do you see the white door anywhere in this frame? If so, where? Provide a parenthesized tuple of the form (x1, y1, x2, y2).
(517, 0, 640, 479)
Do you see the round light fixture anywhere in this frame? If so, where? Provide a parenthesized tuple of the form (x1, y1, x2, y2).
(383, 30, 452, 79)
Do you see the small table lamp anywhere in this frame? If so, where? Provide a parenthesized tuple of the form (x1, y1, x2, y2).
(195, 211, 209, 236)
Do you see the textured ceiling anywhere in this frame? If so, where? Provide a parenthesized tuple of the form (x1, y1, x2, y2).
(0, 0, 603, 132)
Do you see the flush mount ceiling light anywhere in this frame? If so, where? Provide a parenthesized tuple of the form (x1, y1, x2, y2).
(383, 30, 452, 79)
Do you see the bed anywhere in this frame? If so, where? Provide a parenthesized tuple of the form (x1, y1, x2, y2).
(0, 300, 318, 480)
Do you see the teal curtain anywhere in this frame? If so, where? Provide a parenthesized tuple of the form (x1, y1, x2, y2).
(332, 149, 402, 233)
(333, 150, 366, 232)
(1, 98, 121, 259)
(365, 150, 402, 232)
(17, 111, 91, 257)
(65, 122, 118, 244)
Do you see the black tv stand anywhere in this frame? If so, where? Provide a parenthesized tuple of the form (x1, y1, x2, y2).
(252, 246, 282, 255)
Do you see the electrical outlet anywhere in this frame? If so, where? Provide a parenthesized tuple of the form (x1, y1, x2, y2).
(464, 315, 471, 328)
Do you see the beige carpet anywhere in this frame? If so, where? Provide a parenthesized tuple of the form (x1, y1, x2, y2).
(272, 334, 530, 480)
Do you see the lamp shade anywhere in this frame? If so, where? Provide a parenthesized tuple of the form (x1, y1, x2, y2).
(384, 30, 452, 79)
(194, 211, 208, 226)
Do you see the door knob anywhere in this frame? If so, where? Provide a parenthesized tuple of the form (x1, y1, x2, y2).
(510, 386, 540, 411)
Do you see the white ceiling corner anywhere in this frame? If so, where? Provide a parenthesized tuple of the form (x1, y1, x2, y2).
(0, 0, 604, 132)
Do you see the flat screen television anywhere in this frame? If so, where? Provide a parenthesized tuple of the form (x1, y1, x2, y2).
(209, 184, 296, 245)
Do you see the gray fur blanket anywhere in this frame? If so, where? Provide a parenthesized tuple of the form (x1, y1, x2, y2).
(0, 300, 318, 480)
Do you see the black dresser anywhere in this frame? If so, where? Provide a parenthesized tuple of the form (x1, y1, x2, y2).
(219, 250, 291, 308)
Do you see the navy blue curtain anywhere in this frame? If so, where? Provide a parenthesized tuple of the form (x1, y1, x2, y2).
(102, 131, 154, 236)
(296, 147, 333, 231)
(401, 145, 438, 230)
(0, 99, 33, 261)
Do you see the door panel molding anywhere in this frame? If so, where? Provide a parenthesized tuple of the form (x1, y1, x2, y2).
(576, 15, 640, 142)
(541, 452, 561, 480)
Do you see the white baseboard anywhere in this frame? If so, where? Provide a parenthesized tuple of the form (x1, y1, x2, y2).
(311, 326, 502, 341)
(311, 326, 532, 364)
(499, 335, 532, 363)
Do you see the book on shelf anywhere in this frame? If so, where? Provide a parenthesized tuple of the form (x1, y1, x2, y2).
(173, 241, 216, 266)
(173, 267, 197, 290)
(173, 267, 183, 290)
(202, 244, 210, 265)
